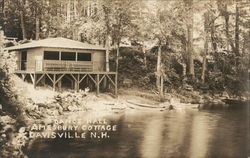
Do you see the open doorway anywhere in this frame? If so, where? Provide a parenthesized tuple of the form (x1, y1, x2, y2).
(21, 51, 27, 70)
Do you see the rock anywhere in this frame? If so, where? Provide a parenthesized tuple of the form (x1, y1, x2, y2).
(183, 84, 193, 91)
(55, 95, 62, 100)
(68, 105, 77, 112)
(170, 98, 180, 104)
(57, 106, 63, 115)
(191, 97, 204, 104)
(123, 79, 132, 87)
(52, 110, 59, 116)
(221, 91, 229, 98)
(1, 116, 16, 124)
(36, 103, 47, 108)
(168, 105, 174, 110)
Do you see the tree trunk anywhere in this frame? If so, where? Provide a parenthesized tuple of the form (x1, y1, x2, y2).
(160, 75, 164, 98)
(181, 63, 187, 76)
(201, 12, 209, 83)
(20, 10, 26, 40)
(87, 0, 90, 17)
(222, 3, 235, 53)
(35, 16, 40, 40)
(105, 35, 110, 72)
(1, 0, 6, 33)
(235, 3, 240, 56)
(225, 13, 230, 52)
(74, 0, 77, 19)
(142, 43, 147, 67)
(67, 0, 71, 22)
(210, 20, 217, 53)
(156, 43, 161, 91)
(116, 43, 120, 73)
(187, 0, 195, 78)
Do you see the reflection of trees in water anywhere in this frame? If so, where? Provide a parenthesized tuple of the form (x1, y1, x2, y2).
(140, 114, 164, 158)
(188, 114, 215, 158)
(208, 111, 248, 158)
(27, 110, 248, 158)
(160, 112, 192, 157)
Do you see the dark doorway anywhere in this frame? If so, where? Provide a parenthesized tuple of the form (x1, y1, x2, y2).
(21, 51, 27, 70)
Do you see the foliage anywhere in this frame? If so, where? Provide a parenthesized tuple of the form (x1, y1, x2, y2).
(1, 0, 249, 96)
(0, 30, 28, 158)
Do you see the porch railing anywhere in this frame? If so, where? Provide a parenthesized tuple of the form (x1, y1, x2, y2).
(42, 60, 93, 72)
(16, 60, 93, 72)
(15, 60, 117, 72)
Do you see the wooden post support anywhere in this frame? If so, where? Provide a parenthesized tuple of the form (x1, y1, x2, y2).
(58, 79, 62, 92)
(160, 75, 164, 98)
(30, 73, 34, 84)
(74, 81, 77, 91)
(115, 73, 118, 96)
(41, 75, 46, 86)
(77, 74, 80, 92)
(72, 74, 78, 92)
(96, 74, 100, 96)
(86, 76, 89, 87)
(33, 73, 37, 89)
(21, 74, 26, 81)
(103, 76, 107, 90)
(53, 74, 56, 91)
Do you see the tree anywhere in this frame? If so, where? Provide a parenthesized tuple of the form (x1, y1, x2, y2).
(18, 0, 27, 39)
(201, 11, 209, 83)
(110, 0, 134, 73)
(185, 0, 195, 78)
(139, 0, 187, 96)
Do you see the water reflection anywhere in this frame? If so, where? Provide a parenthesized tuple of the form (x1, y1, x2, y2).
(141, 114, 164, 158)
(189, 114, 214, 158)
(27, 107, 249, 158)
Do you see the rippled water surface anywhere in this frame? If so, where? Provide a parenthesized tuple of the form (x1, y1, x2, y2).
(27, 105, 249, 158)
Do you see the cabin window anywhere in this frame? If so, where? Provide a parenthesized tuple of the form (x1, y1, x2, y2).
(44, 51, 59, 60)
(77, 53, 91, 61)
(61, 52, 76, 61)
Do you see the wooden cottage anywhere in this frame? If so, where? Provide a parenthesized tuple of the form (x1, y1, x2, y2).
(7, 37, 117, 95)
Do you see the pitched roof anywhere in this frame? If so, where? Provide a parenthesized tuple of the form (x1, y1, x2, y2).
(6, 37, 106, 51)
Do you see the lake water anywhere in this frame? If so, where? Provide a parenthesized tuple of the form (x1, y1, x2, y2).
(27, 105, 249, 158)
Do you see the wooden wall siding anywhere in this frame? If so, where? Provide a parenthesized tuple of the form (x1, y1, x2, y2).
(93, 51, 105, 72)
(18, 47, 106, 72)
(42, 48, 106, 72)
(26, 48, 43, 71)
(14, 51, 21, 70)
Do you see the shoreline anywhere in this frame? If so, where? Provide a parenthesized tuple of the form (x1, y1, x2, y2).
(1, 76, 248, 158)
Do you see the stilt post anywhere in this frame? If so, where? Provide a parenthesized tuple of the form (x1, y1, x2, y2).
(58, 79, 62, 92)
(77, 74, 80, 92)
(33, 73, 37, 89)
(53, 74, 56, 91)
(103, 76, 107, 90)
(96, 74, 100, 95)
(41, 75, 46, 86)
(115, 73, 118, 96)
